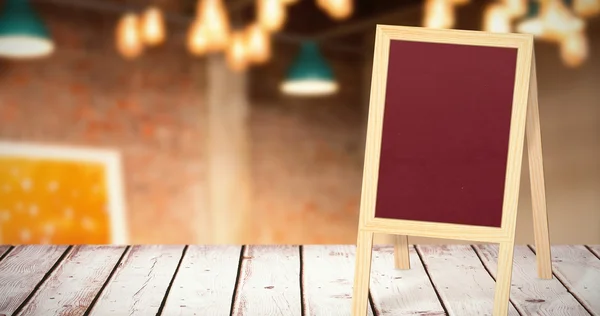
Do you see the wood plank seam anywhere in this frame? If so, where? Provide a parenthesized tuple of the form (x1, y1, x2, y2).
(299, 245, 306, 316)
(155, 245, 189, 316)
(413, 245, 449, 315)
(470, 245, 522, 314)
(11, 245, 73, 316)
(228, 245, 247, 316)
(82, 246, 132, 316)
(527, 245, 596, 316)
(0, 246, 14, 262)
(585, 245, 600, 261)
(367, 291, 377, 316)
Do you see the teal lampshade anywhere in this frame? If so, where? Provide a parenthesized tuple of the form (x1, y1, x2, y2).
(0, 0, 54, 58)
(280, 41, 338, 96)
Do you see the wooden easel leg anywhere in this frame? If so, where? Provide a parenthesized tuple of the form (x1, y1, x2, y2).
(492, 241, 516, 316)
(352, 230, 374, 316)
(525, 53, 553, 279)
(393, 235, 411, 269)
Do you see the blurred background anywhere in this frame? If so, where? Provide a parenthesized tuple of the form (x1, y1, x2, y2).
(0, 0, 597, 245)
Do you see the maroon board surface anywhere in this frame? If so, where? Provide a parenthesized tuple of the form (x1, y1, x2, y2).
(374, 40, 518, 228)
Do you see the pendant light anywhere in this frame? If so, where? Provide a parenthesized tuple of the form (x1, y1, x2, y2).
(187, 20, 210, 56)
(423, 0, 455, 29)
(483, 4, 512, 33)
(280, 41, 338, 97)
(245, 23, 271, 64)
(116, 13, 144, 59)
(226, 31, 248, 72)
(560, 32, 588, 67)
(258, 0, 287, 32)
(573, 0, 600, 18)
(140, 6, 166, 46)
(0, 0, 54, 59)
(197, 0, 231, 51)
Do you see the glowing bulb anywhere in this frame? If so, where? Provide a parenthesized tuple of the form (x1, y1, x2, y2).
(227, 31, 248, 72)
(140, 6, 166, 46)
(187, 21, 209, 56)
(197, 0, 231, 51)
(423, 0, 455, 29)
(573, 0, 600, 18)
(503, 0, 527, 18)
(245, 24, 271, 64)
(517, 18, 546, 37)
(542, 0, 585, 41)
(116, 13, 144, 59)
(321, 0, 354, 20)
(483, 4, 512, 33)
(258, 0, 287, 32)
(560, 32, 588, 67)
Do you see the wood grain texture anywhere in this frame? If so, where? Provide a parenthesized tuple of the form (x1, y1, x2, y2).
(352, 231, 374, 316)
(525, 51, 553, 280)
(232, 245, 301, 316)
(161, 245, 242, 316)
(302, 245, 374, 316)
(542, 245, 600, 315)
(0, 246, 68, 315)
(87, 245, 185, 316)
(370, 245, 444, 316)
(17, 245, 126, 316)
(393, 235, 410, 270)
(416, 245, 520, 316)
(474, 244, 589, 315)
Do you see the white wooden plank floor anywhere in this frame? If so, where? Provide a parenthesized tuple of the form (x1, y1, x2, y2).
(0, 244, 598, 316)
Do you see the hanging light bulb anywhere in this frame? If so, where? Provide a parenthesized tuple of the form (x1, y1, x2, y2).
(116, 13, 144, 59)
(503, 0, 527, 18)
(245, 23, 271, 64)
(483, 4, 512, 33)
(573, 0, 600, 18)
(227, 31, 248, 72)
(541, 0, 585, 42)
(560, 32, 588, 67)
(258, 0, 287, 32)
(187, 20, 210, 56)
(423, 0, 455, 29)
(140, 6, 166, 46)
(321, 0, 354, 20)
(197, 0, 231, 51)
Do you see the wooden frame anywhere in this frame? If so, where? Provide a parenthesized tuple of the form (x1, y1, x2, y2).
(0, 141, 129, 244)
(352, 25, 551, 316)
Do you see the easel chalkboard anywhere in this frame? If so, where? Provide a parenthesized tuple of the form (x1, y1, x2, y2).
(352, 25, 552, 316)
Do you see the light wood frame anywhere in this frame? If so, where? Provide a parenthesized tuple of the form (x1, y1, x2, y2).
(352, 25, 551, 316)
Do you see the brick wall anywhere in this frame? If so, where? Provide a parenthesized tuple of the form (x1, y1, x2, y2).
(248, 42, 366, 244)
(0, 5, 208, 244)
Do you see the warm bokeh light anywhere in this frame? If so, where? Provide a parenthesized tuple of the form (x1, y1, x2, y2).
(542, 0, 585, 42)
(503, 0, 527, 18)
(319, 0, 354, 20)
(449, 0, 470, 5)
(282, 0, 300, 4)
(573, 0, 600, 18)
(116, 13, 144, 59)
(517, 18, 547, 37)
(0, 158, 111, 244)
(140, 6, 166, 46)
(258, 0, 287, 32)
(187, 20, 210, 56)
(483, 4, 512, 33)
(227, 31, 248, 72)
(423, 0, 455, 29)
(197, 0, 231, 51)
(560, 31, 588, 67)
(245, 23, 271, 64)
